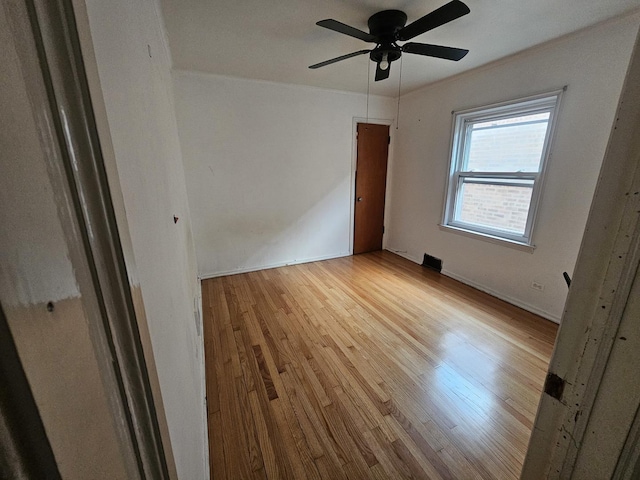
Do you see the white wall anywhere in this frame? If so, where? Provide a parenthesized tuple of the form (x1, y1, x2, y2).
(173, 72, 396, 277)
(81, 0, 207, 478)
(386, 13, 640, 322)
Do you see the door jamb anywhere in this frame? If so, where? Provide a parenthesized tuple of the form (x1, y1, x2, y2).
(350, 117, 394, 255)
(3, 0, 172, 477)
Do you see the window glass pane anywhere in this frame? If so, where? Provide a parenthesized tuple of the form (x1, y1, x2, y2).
(464, 112, 550, 172)
(456, 180, 534, 235)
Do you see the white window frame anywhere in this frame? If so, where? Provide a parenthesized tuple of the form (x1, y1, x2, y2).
(442, 90, 564, 248)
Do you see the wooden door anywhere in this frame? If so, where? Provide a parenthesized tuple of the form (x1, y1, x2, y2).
(354, 123, 390, 254)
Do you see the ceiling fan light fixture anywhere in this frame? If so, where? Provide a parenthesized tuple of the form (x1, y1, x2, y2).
(379, 52, 389, 70)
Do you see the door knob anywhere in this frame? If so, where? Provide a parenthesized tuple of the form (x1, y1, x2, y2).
(357, 197, 363, 202)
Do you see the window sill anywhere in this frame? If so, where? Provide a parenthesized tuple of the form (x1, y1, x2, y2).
(439, 224, 536, 253)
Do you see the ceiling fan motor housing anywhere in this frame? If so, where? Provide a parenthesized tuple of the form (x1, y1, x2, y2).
(368, 10, 407, 64)
(367, 10, 407, 39)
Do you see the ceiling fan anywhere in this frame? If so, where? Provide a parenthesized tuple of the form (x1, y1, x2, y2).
(309, 0, 470, 81)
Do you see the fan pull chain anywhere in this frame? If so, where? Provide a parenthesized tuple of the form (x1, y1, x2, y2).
(366, 57, 371, 121)
(396, 56, 403, 130)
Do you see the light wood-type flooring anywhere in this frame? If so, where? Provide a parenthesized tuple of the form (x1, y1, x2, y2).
(202, 251, 558, 479)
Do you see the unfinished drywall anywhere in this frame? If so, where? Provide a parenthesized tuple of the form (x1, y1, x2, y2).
(386, 13, 640, 322)
(173, 72, 396, 277)
(81, 0, 207, 478)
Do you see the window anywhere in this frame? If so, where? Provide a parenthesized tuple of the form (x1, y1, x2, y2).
(442, 91, 563, 247)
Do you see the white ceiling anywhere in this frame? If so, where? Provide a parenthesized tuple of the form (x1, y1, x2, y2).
(160, 0, 640, 97)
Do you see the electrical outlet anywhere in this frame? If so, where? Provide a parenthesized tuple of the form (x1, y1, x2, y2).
(531, 281, 545, 291)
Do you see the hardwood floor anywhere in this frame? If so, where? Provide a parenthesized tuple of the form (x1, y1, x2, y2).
(202, 251, 558, 479)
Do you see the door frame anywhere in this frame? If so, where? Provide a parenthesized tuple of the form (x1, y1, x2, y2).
(2, 0, 172, 477)
(350, 117, 395, 255)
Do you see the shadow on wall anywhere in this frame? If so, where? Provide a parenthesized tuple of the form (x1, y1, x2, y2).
(202, 178, 352, 276)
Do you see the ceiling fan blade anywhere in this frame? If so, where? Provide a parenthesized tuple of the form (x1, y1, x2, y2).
(309, 49, 371, 69)
(375, 63, 391, 81)
(397, 0, 470, 41)
(402, 42, 469, 61)
(316, 19, 376, 42)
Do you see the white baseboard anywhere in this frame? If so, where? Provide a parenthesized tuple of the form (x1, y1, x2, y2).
(383, 248, 560, 323)
(384, 247, 422, 265)
(442, 269, 561, 324)
(198, 251, 352, 280)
